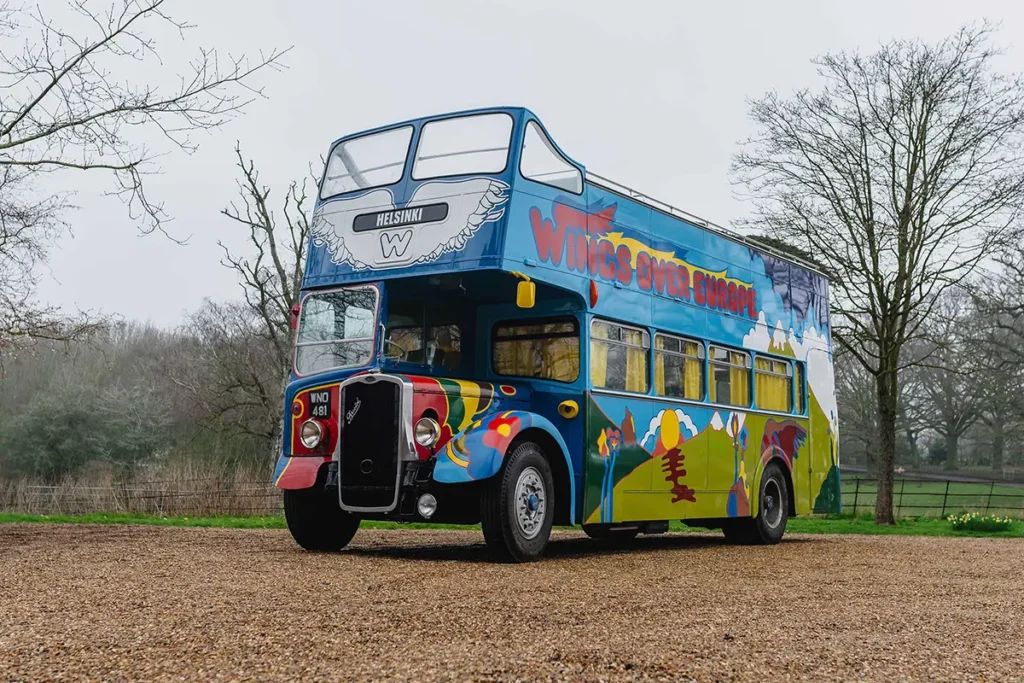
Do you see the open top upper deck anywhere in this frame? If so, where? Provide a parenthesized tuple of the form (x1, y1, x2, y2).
(306, 106, 831, 351)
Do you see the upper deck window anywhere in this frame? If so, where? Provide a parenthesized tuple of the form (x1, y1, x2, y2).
(320, 126, 413, 199)
(412, 113, 513, 180)
(520, 121, 582, 194)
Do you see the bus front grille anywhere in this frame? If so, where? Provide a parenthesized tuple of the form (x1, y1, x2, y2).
(338, 379, 401, 511)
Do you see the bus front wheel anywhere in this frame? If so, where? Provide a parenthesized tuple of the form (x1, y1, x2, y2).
(283, 487, 360, 552)
(481, 441, 555, 562)
(722, 461, 789, 545)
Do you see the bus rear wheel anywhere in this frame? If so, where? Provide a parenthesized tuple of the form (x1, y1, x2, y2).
(481, 441, 555, 563)
(283, 487, 360, 552)
(722, 461, 789, 545)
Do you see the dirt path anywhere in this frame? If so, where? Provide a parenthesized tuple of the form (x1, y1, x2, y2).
(0, 524, 1021, 681)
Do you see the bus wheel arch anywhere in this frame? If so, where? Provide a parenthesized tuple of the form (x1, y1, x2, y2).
(480, 439, 556, 562)
(509, 427, 572, 526)
(725, 459, 790, 545)
(754, 451, 795, 521)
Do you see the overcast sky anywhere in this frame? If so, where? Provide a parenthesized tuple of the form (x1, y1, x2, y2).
(33, 0, 1024, 328)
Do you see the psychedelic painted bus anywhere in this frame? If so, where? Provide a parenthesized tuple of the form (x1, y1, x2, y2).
(276, 107, 840, 561)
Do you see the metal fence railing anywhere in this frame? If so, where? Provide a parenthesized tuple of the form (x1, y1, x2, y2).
(843, 477, 1024, 518)
(3, 476, 1022, 520)
(0, 480, 282, 517)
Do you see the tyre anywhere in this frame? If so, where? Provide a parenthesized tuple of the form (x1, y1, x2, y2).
(582, 524, 641, 541)
(721, 461, 789, 545)
(284, 486, 361, 552)
(480, 440, 555, 562)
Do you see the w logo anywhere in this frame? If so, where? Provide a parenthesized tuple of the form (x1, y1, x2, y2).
(379, 229, 413, 260)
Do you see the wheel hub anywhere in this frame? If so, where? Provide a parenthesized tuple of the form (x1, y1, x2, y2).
(515, 467, 546, 540)
(763, 479, 784, 529)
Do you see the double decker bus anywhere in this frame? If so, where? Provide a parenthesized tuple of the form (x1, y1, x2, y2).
(276, 107, 840, 561)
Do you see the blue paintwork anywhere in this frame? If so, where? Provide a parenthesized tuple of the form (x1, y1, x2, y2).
(434, 409, 577, 523)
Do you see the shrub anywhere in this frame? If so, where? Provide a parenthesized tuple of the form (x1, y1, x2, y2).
(947, 512, 1015, 532)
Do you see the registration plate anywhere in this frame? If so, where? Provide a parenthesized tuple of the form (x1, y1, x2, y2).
(308, 389, 332, 419)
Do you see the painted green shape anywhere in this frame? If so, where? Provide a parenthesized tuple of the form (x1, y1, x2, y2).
(436, 378, 466, 432)
(813, 464, 842, 513)
(583, 395, 651, 523)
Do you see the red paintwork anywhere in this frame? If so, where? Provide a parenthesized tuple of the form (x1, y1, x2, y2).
(290, 384, 341, 457)
(277, 455, 330, 490)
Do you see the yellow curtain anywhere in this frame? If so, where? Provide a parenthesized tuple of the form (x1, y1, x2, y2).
(494, 340, 533, 376)
(655, 352, 666, 394)
(542, 338, 579, 382)
(755, 358, 790, 411)
(684, 356, 701, 399)
(590, 340, 608, 388)
(723, 352, 748, 406)
(682, 342, 701, 400)
(795, 364, 804, 413)
(730, 365, 749, 406)
(625, 346, 646, 392)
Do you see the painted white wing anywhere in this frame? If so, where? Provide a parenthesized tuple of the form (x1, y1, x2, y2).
(308, 178, 509, 271)
(310, 189, 396, 269)
(406, 178, 510, 264)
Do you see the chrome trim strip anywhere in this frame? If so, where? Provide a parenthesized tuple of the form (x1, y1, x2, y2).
(335, 373, 413, 514)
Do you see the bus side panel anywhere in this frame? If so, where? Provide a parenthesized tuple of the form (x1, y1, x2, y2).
(584, 392, 743, 524)
(808, 348, 841, 514)
(583, 388, 831, 524)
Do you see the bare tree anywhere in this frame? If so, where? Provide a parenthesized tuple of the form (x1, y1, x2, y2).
(172, 147, 312, 457)
(974, 240, 1024, 474)
(0, 0, 288, 350)
(896, 359, 929, 464)
(908, 290, 983, 471)
(220, 145, 310, 371)
(171, 300, 284, 446)
(834, 347, 879, 469)
(733, 26, 1024, 523)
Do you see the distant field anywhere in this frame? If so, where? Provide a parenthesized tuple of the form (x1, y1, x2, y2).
(843, 476, 1024, 517)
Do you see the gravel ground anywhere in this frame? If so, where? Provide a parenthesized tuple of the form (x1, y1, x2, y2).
(1, 525, 1022, 682)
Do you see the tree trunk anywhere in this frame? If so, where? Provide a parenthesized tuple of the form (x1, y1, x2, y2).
(944, 432, 959, 471)
(906, 428, 920, 463)
(874, 370, 898, 525)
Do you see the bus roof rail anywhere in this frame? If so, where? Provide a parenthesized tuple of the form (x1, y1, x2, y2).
(585, 171, 827, 278)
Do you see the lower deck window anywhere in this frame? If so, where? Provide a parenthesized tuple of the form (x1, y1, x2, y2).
(655, 333, 703, 400)
(755, 356, 792, 412)
(591, 320, 649, 393)
(709, 346, 750, 407)
(492, 318, 579, 382)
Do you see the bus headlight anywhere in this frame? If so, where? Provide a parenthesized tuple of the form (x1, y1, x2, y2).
(299, 419, 324, 448)
(414, 417, 440, 447)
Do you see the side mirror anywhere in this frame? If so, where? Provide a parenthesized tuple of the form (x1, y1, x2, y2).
(516, 280, 536, 308)
(290, 302, 300, 330)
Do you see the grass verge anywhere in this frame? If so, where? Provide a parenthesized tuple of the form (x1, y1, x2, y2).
(1, 511, 1021, 538)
